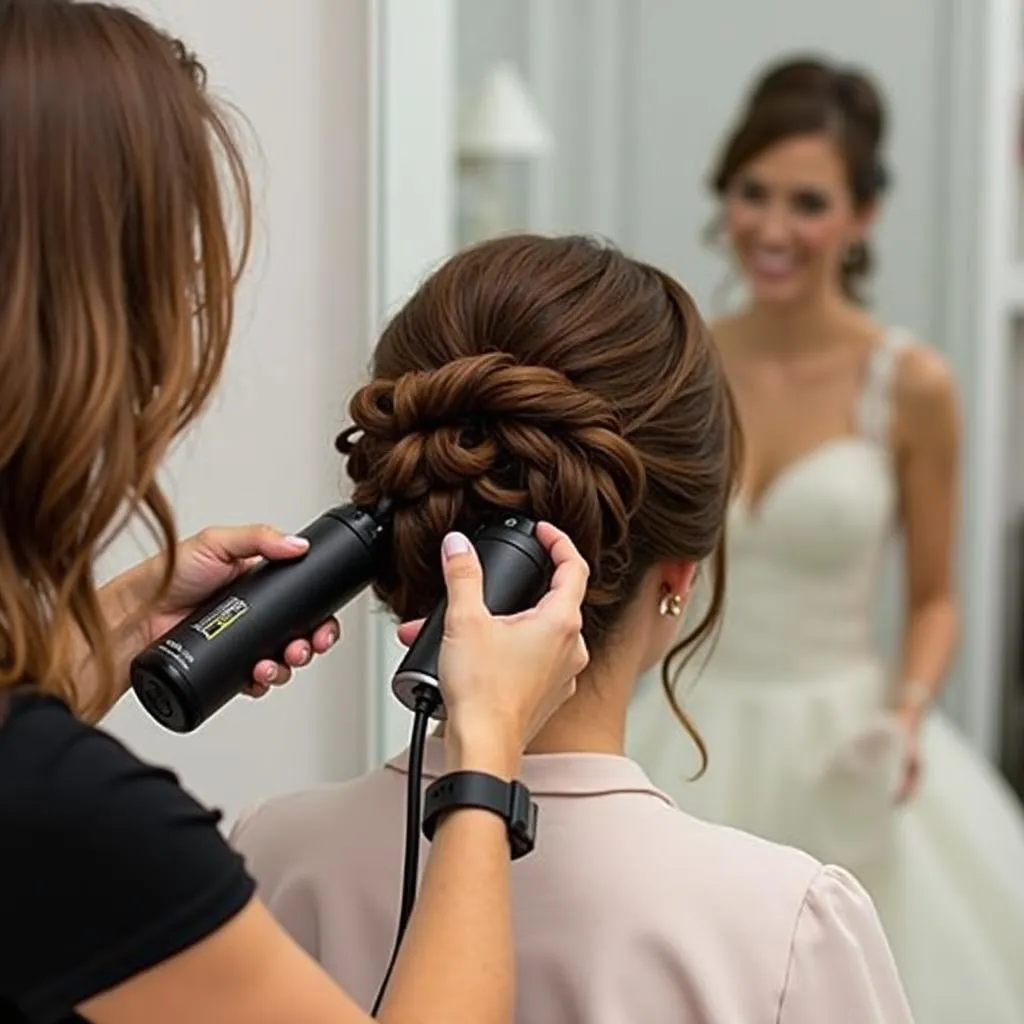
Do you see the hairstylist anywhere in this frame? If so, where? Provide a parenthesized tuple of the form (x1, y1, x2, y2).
(0, 2, 590, 1024)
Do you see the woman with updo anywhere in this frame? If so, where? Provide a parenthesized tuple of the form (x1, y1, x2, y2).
(626, 56, 1024, 1023)
(233, 233, 912, 1023)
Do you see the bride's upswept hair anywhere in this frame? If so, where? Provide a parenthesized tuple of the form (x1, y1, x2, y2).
(0, 0, 251, 718)
(338, 234, 741, 771)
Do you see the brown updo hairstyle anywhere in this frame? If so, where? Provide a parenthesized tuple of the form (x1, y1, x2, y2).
(338, 235, 741, 769)
(710, 56, 890, 303)
(0, 0, 251, 718)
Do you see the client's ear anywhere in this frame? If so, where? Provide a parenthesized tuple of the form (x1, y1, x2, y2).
(660, 561, 698, 601)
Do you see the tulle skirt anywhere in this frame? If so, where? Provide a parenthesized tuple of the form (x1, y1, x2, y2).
(626, 664, 1024, 1023)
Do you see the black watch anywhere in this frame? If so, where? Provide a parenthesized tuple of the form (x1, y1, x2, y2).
(421, 771, 538, 860)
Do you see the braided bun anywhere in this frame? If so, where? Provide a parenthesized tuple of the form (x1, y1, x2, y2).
(337, 233, 739, 761)
(338, 350, 646, 629)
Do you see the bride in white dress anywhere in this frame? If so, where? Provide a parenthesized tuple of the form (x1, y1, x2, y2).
(628, 58, 1024, 1023)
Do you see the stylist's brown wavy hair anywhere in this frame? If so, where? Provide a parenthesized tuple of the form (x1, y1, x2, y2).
(338, 235, 740, 770)
(0, 0, 251, 718)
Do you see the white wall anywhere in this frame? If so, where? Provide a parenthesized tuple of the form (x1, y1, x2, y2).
(455, 0, 952, 346)
(379, 0, 457, 315)
(98, 0, 376, 826)
(512, 0, 944, 342)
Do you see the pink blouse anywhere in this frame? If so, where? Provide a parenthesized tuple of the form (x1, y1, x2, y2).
(232, 738, 913, 1023)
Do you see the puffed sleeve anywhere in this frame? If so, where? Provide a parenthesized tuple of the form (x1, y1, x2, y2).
(779, 864, 914, 1024)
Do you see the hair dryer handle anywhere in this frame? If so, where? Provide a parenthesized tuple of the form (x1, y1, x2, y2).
(390, 515, 552, 720)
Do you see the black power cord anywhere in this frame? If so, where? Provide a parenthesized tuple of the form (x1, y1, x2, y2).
(370, 686, 441, 1017)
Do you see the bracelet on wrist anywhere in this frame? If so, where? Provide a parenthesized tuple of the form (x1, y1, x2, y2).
(422, 770, 538, 860)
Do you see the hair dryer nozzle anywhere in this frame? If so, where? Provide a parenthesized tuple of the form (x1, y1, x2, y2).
(391, 514, 553, 720)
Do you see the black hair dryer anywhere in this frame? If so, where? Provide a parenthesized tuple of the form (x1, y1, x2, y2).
(130, 508, 554, 733)
(130, 504, 387, 732)
(391, 515, 553, 719)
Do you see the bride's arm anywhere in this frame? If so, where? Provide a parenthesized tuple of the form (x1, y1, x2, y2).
(892, 345, 959, 733)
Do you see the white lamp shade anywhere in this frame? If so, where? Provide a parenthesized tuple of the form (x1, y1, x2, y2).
(458, 61, 553, 160)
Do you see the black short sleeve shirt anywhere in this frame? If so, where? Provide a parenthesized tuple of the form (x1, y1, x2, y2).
(0, 690, 256, 1022)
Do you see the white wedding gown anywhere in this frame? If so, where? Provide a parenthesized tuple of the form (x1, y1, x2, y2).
(627, 329, 1024, 1024)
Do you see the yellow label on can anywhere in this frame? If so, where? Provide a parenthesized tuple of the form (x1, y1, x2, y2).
(191, 596, 250, 641)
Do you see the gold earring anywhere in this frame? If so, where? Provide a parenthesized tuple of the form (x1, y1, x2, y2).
(659, 593, 683, 618)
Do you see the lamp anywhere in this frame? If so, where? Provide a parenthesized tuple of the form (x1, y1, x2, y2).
(457, 61, 552, 242)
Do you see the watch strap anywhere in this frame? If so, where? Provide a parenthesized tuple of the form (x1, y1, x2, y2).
(422, 770, 538, 860)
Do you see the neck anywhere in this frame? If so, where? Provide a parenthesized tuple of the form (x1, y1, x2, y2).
(432, 658, 640, 758)
(743, 289, 858, 357)
(524, 666, 635, 755)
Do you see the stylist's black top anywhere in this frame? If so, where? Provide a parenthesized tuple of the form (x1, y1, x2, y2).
(0, 689, 256, 1023)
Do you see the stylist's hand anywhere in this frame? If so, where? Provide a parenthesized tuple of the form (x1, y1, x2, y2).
(398, 523, 590, 774)
(132, 526, 340, 697)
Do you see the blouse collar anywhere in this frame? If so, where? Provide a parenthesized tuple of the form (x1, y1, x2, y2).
(386, 737, 677, 805)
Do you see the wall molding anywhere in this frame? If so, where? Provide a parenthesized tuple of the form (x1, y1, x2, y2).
(959, 0, 1018, 755)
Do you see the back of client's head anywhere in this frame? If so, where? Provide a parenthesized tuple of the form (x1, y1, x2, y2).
(338, 234, 740, 761)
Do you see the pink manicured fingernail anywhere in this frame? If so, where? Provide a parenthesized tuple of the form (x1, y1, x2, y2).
(442, 532, 470, 559)
(286, 535, 310, 550)
(262, 664, 279, 684)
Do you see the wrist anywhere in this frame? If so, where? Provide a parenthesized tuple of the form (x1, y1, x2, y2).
(443, 713, 522, 780)
(422, 771, 538, 861)
(99, 572, 151, 661)
(113, 556, 164, 634)
(895, 679, 931, 732)
(92, 559, 162, 680)
(895, 705, 924, 734)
